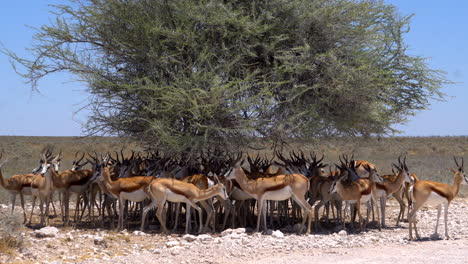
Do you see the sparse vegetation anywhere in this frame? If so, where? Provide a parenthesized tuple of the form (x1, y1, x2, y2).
(0, 210, 24, 257)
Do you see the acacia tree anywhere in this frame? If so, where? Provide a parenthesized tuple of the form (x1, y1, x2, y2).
(3, 0, 447, 154)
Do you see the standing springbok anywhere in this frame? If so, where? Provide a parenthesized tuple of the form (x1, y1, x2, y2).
(225, 154, 313, 234)
(96, 158, 154, 230)
(329, 160, 381, 231)
(408, 157, 467, 240)
(29, 153, 56, 226)
(141, 176, 228, 234)
(371, 157, 413, 227)
(0, 153, 37, 223)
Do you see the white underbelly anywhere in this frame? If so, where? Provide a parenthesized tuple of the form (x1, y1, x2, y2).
(424, 191, 448, 206)
(361, 193, 372, 203)
(165, 189, 187, 203)
(120, 189, 148, 202)
(346, 194, 372, 204)
(263, 186, 292, 201)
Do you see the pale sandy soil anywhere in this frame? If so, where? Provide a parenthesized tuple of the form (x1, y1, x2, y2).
(249, 240, 468, 264)
(1, 199, 468, 264)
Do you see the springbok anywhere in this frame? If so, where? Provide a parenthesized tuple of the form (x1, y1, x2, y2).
(225, 154, 313, 234)
(329, 160, 381, 231)
(0, 153, 39, 223)
(29, 153, 57, 226)
(408, 157, 467, 240)
(141, 176, 228, 234)
(96, 158, 154, 230)
(372, 157, 413, 227)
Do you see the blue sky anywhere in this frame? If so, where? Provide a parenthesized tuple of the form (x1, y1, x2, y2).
(0, 0, 466, 136)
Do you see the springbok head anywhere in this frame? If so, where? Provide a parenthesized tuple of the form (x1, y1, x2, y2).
(392, 156, 412, 184)
(71, 152, 87, 171)
(452, 157, 467, 185)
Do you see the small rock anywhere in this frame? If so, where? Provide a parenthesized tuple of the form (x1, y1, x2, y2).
(94, 236, 107, 247)
(197, 234, 213, 242)
(166, 241, 180, 248)
(33, 227, 59, 238)
(228, 233, 242, 239)
(233, 228, 246, 234)
(183, 234, 197, 242)
(133, 231, 146, 236)
(272, 230, 284, 238)
(220, 228, 246, 236)
(151, 249, 161, 254)
(170, 246, 182, 255)
(264, 229, 273, 235)
(221, 228, 234, 236)
(338, 230, 347, 236)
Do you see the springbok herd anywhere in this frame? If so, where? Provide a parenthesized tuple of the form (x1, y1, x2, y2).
(0, 149, 466, 240)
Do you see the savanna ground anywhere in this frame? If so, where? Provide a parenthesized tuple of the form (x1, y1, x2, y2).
(0, 136, 468, 263)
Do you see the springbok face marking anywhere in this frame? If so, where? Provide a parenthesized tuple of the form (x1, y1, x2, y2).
(71, 162, 79, 171)
(40, 163, 50, 175)
(462, 173, 468, 185)
(89, 164, 102, 184)
(404, 170, 413, 184)
(453, 156, 466, 185)
(224, 167, 235, 180)
(372, 170, 384, 182)
(32, 160, 43, 174)
(218, 183, 229, 200)
(54, 161, 60, 172)
(329, 176, 341, 194)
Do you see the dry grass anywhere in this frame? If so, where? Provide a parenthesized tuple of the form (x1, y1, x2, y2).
(0, 210, 24, 257)
(0, 136, 467, 203)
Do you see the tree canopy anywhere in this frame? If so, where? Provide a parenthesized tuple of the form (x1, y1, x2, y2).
(3, 0, 447, 154)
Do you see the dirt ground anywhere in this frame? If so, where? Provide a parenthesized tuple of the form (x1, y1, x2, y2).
(250, 240, 468, 264)
(1, 199, 468, 264)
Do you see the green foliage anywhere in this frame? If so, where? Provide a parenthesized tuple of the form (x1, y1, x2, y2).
(2, 0, 448, 153)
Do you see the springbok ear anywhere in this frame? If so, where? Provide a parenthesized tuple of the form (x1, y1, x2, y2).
(450, 168, 457, 174)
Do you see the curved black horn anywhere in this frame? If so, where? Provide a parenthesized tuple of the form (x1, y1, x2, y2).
(454, 156, 460, 168)
(77, 152, 85, 164)
(317, 154, 324, 164)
